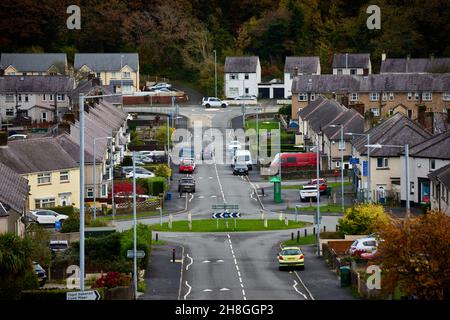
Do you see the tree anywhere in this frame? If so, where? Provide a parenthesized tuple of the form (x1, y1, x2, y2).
(338, 203, 389, 235)
(374, 210, 450, 300)
(154, 164, 172, 179)
(26, 224, 52, 270)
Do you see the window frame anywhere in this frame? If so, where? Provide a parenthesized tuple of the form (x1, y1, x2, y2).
(443, 92, 450, 101)
(370, 92, 379, 101)
(370, 107, 380, 117)
(350, 93, 359, 101)
(298, 93, 308, 102)
(422, 92, 432, 101)
(35, 198, 56, 209)
(37, 172, 52, 185)
(377, 157, 389, 168)
(60, 171, 70, 182)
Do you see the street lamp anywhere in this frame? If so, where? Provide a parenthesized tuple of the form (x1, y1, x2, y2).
(213, 50, 217, 98)
(365, 143, 410, 218)
(265, 121, 281, 179)
(93, 136, 112, 220)
(328, 124, 345, 214)
(345, 132, 371, 203)
(132, 151, 138, 299)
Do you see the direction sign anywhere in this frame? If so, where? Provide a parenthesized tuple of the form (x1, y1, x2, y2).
(127, 250, 146, 259)
(363, 160, 368, 177)
(212, 204, 239, 210)
(212, 212, 241, 219)
(350, 157, 359, 165)
(67, 290, 100, 301)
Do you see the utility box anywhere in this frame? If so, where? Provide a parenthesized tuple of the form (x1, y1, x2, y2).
(340, 266, 351, 287)
(271, 176, 282, 203)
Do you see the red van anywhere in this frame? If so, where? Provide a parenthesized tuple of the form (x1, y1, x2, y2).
(270, 153, 317, 169)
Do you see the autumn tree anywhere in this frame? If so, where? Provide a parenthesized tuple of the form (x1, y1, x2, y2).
(338, 203, 389, 235)
(374, 210, 450, 300)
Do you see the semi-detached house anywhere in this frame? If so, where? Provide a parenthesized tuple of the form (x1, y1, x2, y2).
(0, 53, 68, 76)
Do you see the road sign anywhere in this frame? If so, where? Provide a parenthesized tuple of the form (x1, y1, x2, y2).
(67, 290, 100, 300)
(212, 212, 241, 219)
(363, 160, 368, 177)
(212, 204, 239, 210)
(127, 250, 146, 258)
(350, 157, 359, 165)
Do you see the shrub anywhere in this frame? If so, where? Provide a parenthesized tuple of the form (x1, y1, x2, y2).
(153, 164, 172, 178)
(138, 177, 167, 196)
(92, 272, 132, 289)
(122, 155, 133, 166)
(120, 224, 152, 269)
(338, 204, 389, 235)
(47, 205, 75, 216)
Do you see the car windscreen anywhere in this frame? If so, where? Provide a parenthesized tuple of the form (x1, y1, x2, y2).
(50, 244, 68, 250)
(181, 179, 194, 183)
(281, 249, 301, 255)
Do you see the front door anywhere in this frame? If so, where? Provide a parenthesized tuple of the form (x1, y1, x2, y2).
(59, 193, 71, 207)
(418, 178, 430, 204)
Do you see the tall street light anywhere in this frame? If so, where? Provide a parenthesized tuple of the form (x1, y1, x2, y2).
(132, 151, 138, 299)
(345, 132, 371, 203)
(213, 50, 217, 98)
(93, 136, 112, 220)
(365, 143, 410, 218)
(265, 121, 281, 179)
(328, 124, 345, 214)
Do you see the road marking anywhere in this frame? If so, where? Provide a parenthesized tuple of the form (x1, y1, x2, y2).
(203, 289, 213, 292)
(250, 191, 257, 201)
(226, 233, 247, 300)
(198, 196, 205, 199)
(237, 271, 241, 277)
(216, 259, 224, 263)
(219, 288, 230, 291)
(293, 271, 315, 300)
(240, 283, 244, 288)
(235, 265, 239, 271)
(188, 193, 194, 203)
(209, 177, 213, 179)
(293, 280, 308, 300)
(178, 245, 185, 300)
(202, 260, 211, 263)
(210, 195, 217, 198)
(186, 254, 193, 271)
(183, 281, 192, 300)
(213, 156, 226, 203)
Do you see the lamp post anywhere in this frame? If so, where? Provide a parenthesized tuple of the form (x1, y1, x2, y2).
(365, 143, 410, 218)
(265, 121, 281, 179)
(93, 136, 112, 220)
(120, 54, 124, 96)
(213, 50, 217, 98)
(110, 137, 116, 222)
(132, 151, 138, 300)
(345, 132, 371, 203)
(313, 135, 321, 255)
(328, 124, 345, 213)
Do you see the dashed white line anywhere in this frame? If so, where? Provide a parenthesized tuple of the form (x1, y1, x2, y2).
(185, 254, 193, 271)
(240, 283, 244, 288)
(184, 281, 192, 300)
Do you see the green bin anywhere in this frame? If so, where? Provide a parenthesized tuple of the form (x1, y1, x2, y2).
(326, 186, 332, 196)
(340, 266, 351, 287)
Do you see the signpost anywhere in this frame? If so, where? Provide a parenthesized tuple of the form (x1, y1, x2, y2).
(212, 212, 241, 219)
(67, 290, 100, 300)
(363, 160, 368, 177)
(350, 157, 360, 165)
(127, 250, 146, 259)
(212, 204, 240, 229)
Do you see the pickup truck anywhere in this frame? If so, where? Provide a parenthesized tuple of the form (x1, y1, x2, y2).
(299, 185, 319, 202)
(202, 97, 228, 108)
(178, 177, 196, 194)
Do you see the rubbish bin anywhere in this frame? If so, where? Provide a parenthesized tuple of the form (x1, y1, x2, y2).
(326, 186, 332, 196)
(340, 266, 351, 287)
(165, 192, 172, 201)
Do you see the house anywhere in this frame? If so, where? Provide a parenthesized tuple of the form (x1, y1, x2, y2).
(332, 53, 371, 76)
(69, 77, 122, 109)
(74, 53, 140, 93)
(290, 74, 450, 126)
(0, 136, 80, 210)
(380, 54, 450, 74)
(0, 161, 29, 236)
(0, 75, 75, 123)
(0, 53, 68, 75)
(428, 163, 450, 214)
(284, 56, 321, 99)
(224, 56, 261, 98)
(352, 113, 431, 204)
(400, 131, 450, 208)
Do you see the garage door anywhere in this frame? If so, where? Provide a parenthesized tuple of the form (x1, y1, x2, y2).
(258, 88, 270, 99)
(273, 88, 284, 99)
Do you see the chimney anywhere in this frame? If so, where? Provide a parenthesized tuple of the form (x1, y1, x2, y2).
(87, 73, 95, 81)
(92, 77, 101, 87)
(381, 53, 386, 61)
(294, 67, 299, 77)
(406, 54, 411, 73)
(0, 131, 8, 147)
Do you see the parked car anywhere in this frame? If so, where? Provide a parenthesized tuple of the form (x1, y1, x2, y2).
(8, 134, 28, 141)
(233, 163, 249, 175)
(228, 140, 242, 154)
(278, 247, 305, 270)
(233, 150, 253, 170)
(179, 147, 195, 161)
(148, 82, 172, 90)
(179, 159, 195, 173)
(49, 240, 69, 253)
(299, 185, 319, 202)
(178, 177, 196, 193)
(349, 237, 378, 256)
(361, 249, 380, 260)
(30, 210, 68, 225)
(33, 262, 47, 287)
(202, 97, 228, 108)
(308, 178, 327, 194)
(270, 153, 317, 172)
(125, 167, 155, 179)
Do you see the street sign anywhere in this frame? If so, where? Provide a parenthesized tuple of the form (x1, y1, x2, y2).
(363, 161, 368, 177)
(212, 204, 239, 210)
(67, 290, 100, 300)
(127, 250, 146, 259)
(350, 157, 359, 165)
(212, 212, 241, 219)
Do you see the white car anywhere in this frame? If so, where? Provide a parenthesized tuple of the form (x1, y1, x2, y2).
(49, 240, 69, 253)
(349, 237, 378, 256)
(30, 210, 68, 225)
(299, 185, 319, 201)
(125, 168, 155, 179)
(148, 82, 171, 90)
(202, 97, 228, 108)
(8, 134, 28, 141)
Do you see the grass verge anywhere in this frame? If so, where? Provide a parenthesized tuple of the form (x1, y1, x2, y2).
(288, 204, 351, 213)
(148, 219, 309, 232)
(98, 210, 164, 221)
(281, 234, 317, 246)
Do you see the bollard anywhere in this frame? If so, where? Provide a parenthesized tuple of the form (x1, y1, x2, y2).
(188, 212, 192, 223)
(264, 219, 268, 228)
(279, 212, 283, 221)
(285, 216, 289, 226)
(291, 232, 294, 241)
(260, 210, 264, 220)
(168, 214, 173, 230)
(297, 231, 300, 243)
(188, 221, 192, 231)
(156, 233, 159, 242)
(304, 229, 307, 237)
(172, 249, 175, 263)
(313, 227, 316, 235)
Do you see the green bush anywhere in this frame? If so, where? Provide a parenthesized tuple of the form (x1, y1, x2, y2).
(122, 155, 133, 166)
(320, 231, 345, 239)
(138, 177, 167, 196)
(120, 224, 152, 269)
(154, 164, 172, 178)
(278, 104, 292, 116)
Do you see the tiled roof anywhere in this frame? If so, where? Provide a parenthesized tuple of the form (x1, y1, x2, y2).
(284, 56, 320, 74)
(74, 53, 139, 71)
(0, 75, 75, 93)
(381, 58, 450, 73)
(224, 56, 259, 73)
(428, 163, 450, 189)
(292, 74, 450, 93)
(300, 97, 347, 134)
(0, 53, 67, 72)
(407, 130, 450, 159)
(353, 113, 432, 157)
(332, 53, 371, 69)
(322, 108, 364, 141)
(0, 137, 78, 174)
(0, 162, 28, 213)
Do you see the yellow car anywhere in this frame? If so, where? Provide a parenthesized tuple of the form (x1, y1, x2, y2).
(278, 246, 305, 270)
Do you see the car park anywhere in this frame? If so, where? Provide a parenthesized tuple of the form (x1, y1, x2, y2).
(33, 262, 47, 287)
(233, 163, 249, 175)
(278, 247, 305, 270)
(299, 185, 319, 202)
(49, 240, 69, 253)
(179, 158, 195, 173)
(178, 177, 196, 194)
(202, 97, 228, 108)
(30, 210, 68, 225)
(349, 237, 378, 256)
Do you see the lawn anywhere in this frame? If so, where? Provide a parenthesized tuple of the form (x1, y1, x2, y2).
(281, 234, 317, 246)
(148, 219, 309, 232)
(245, 119, 280, 131)
(99, 210, 164, 221)
(288, 204, 351, 212)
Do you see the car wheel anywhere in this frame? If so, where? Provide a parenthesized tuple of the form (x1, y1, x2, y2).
(300, 265, 305, 270)
(205, 104, 210, 108)
(192, 189, 196, 193)
(221, 104, 226, 108)
(278, 266, 283, 271)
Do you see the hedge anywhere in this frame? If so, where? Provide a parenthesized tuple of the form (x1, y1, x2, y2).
(138, 177, 168, 196)
(120, 224, 152, 269)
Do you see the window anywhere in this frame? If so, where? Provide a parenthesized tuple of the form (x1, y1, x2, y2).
(350, 69, 357, 75)
(414, 92, 420, 101)
(5, 94, 14, 103)
(35, 198, 56, 209)
(298, 93, 308, 101)
(5, 108, 14, 116)
(407, 110, 413, 118)
(57, 94, 65, 101)
(96, 72, 101, 78)
(377, 157, 389, 168)
(335, 161, 341, 168)
(123, 85, 132, 93)
(229, 87, 239, 96)
(245, 88, 249, 94)
(111, 71, 116, 78)
(49, 94, 54, 101)
(24, 94, 29, 102)
(382, 92, 388, 101)
(287, 157, 296, 163)
(37, 172, 51, 184)
(42, 94, 46, 101)
(42, 112, 47, 121)
(371, 108, 380, 117)
(389, 92, 394, 101)
(422, 92, 432, 101)
(350, 93, 359, 101)
(370, 92, 379, 101)
(244, 74, 249, 80)
(430, 159, 436, 170)
(410, 181, 414, 195)
(101, 184, 107, 197)
(443, 92, 450, 101)
(388, 109, 394, 116)
(18, 94, 22, 102)
(122, 71, 131, 78)
(230, 74, 238, 80)
(407, 92, 413, 101)
(60, 171, 69, 182)
(337, 69, 343, 75)
(87, 188, 94, 198)
(310, 93, 316, 101)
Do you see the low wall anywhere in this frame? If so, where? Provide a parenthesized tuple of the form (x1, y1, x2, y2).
(50, 232, 80, 243)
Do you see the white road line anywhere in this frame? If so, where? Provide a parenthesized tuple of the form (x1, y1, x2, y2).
(178, 245, 185, 300)
(293, 280, 308, 300)
(210, 195, 217, 198)
(183, 281, 192, 300)
(213, 156, 226, 203)
(235, 265, 239, 271)
(198, 196, 205, 199)
(240, 283, 244, 288)
(188, 193, 194, 203)
(293, 271, 315, 300)
(203, 289, 213, 292)
(185, 254, 193, 271)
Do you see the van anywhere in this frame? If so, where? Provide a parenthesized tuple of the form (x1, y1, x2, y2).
(270, 153, 317, 171)
(233, 150, 253, 170)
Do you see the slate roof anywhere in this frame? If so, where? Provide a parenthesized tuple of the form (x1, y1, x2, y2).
(353, 113, 432, 157)
(299, 96, 348, 133)
(428, 163, 450, 189)
(381, 58, 450, 73)
(322, 108, 364, 141)
(0, 137, 78, 174)
(332, 53, 371, 69)
(69, 79, 121, 104)
(284, 56, 320, 74)
(292, 74, 450, 93)
(74, 53, 139, 71)
(0, 162, 29, 213)
(224, 56, 259, 73)
(0, 53, 67, 72)
(407, 131, 450, 160)
(0, 75, 75, 93)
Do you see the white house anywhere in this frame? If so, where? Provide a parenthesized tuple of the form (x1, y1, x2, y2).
(224, 56, 261, 98)
(332, 53, 371, 76)
(428, 163, 450, 214)
(284, 56, 320, 98)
